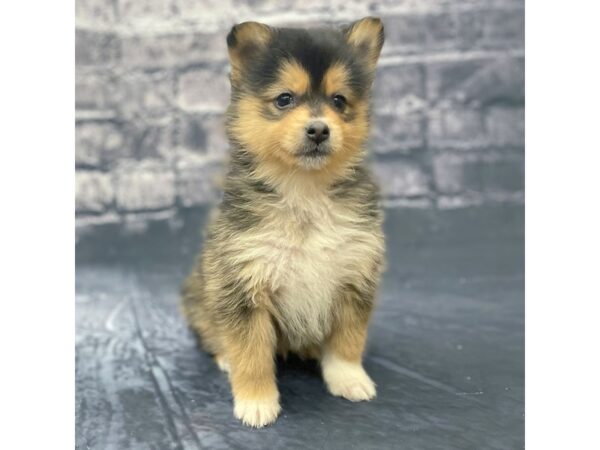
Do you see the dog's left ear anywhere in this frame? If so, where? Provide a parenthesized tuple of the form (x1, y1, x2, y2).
(343, 17, 384, 73)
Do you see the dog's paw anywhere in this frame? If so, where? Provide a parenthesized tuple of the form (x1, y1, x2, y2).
(234, 397, 281, 428)
(322, 356, 376, 402)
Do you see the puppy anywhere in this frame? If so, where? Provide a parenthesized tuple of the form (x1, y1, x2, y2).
(182, 17, 385, 428)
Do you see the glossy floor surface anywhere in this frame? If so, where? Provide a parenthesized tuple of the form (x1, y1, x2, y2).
(76, 205, 524, 450)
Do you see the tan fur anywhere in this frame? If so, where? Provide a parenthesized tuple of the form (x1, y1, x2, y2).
(322, 63, 352, 98)
(264, 59, 311, 99)
(182, 17, 385, 428)
(232, 96, 314, 169)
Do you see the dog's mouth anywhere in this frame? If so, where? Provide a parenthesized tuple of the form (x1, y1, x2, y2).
(296, 142, 331, 159)
(295, 143, 331, 169)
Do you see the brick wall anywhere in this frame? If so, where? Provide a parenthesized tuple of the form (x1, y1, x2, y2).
(75, 0, 524, 229)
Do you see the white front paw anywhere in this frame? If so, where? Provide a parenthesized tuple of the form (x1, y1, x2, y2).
(233, 397, 281, 428)
(322, 355, 376, 402)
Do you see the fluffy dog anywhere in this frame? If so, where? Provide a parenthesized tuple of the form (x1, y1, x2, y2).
(182, 17, 385, 428)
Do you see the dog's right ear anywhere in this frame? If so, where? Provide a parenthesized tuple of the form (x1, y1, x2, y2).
(227, 22, 273, 86)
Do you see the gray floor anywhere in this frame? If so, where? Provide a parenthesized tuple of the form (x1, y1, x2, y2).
(76, 205, 524, 450)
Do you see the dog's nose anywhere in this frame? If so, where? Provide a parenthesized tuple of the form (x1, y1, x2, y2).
(306, 121, 330, 144)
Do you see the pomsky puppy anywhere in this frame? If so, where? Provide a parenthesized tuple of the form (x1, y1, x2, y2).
(182, 17, 385, 428)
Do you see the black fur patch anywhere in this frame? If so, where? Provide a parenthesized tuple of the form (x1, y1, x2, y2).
(245, 27, 371, 99)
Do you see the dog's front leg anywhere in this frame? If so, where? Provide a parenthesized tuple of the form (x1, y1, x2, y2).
(321, 284, 377, 402)
(224, 306, 280, 427)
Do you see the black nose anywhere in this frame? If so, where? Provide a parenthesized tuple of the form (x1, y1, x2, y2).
(306, 121, 330, 144)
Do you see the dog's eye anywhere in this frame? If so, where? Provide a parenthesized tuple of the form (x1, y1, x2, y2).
(275, 93, 294, 109)
(332, 94, 347, 110)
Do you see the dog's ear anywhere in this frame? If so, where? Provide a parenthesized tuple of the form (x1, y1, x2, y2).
(227, 22, 273, 86)
(343, 17, 384, 73)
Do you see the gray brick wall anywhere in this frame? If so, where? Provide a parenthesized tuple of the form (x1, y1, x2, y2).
(76, 0, 524, 229)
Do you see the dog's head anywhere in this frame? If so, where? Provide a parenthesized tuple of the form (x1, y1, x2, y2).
(226, 18, 384, 174)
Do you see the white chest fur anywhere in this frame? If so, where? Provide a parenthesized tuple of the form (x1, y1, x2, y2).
(235, 186, 381, 350)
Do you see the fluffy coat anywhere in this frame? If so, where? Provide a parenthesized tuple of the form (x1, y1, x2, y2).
(182, 17, 385, 428)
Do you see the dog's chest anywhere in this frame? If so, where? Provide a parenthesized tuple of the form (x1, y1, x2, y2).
(244, 199, 374, 349)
